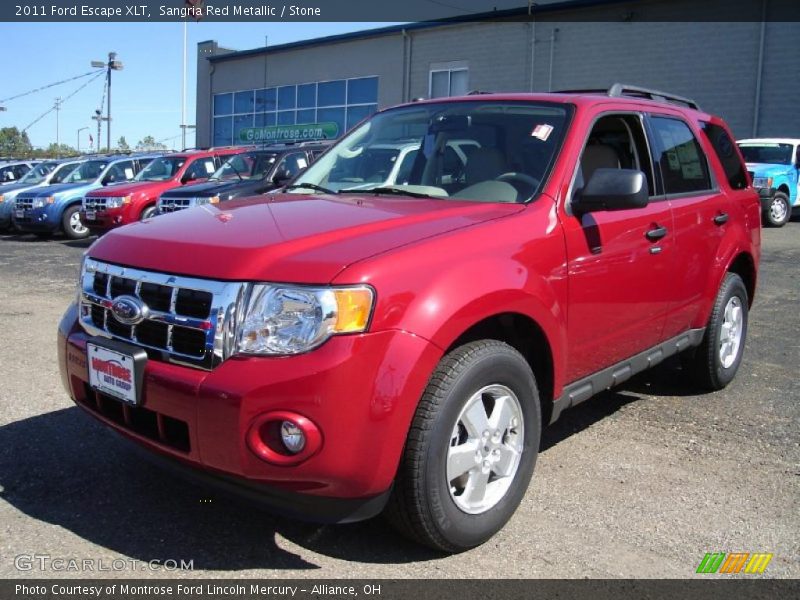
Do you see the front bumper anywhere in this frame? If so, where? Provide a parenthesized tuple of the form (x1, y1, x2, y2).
(58, 304, 441, 521)
(81, 207, 126, 232)
(14, 205, 60, 232)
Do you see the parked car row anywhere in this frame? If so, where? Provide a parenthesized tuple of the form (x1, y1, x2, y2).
(0, 141, 332, 239)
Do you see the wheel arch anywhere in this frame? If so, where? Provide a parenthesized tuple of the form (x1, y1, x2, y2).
(727, 251, 757, 307)
(443, 312, 556, 425)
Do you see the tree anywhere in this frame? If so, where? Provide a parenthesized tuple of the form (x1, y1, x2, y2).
(33, 143, 79, 158)
(0, 127, 33, 157)
(135, 135, 167, 152)
(117, 136, 130, 152)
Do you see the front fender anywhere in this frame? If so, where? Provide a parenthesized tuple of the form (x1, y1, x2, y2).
(335, 201, 569, 396)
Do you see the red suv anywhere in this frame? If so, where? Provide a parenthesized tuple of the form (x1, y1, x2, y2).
(80, 148, 241, 233)
(58, 85, 760, 552)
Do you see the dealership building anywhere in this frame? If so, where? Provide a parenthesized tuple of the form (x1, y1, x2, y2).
(195, 0, 797, 147)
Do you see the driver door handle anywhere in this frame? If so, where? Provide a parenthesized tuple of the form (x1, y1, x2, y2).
(714, 212, 729, 225)
(645, 225, 668, 241)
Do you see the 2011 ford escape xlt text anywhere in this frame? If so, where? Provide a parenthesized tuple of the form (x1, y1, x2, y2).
(58, 85, 760, 552)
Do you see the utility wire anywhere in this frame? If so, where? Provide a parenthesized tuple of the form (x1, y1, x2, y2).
(22, 70, 106, 134)
(423, 0, 473, 13)
(0, 69, 104, 104)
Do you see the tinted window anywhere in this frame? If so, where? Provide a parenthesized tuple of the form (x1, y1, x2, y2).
(650, 117, 711, 195)
(702, 122, 747, 190)
(277, 152, 309, 179)
(184, 158, 216, 180)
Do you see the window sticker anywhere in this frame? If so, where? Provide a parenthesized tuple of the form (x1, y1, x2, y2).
(297, 157, 308, 169)
(205, 161, 215, 174)
(531, 124, 554, 141)
(124, 168, 134, 179)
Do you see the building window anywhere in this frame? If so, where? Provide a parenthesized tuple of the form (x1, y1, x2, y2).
(429, 63, 469, 98)
(212, 76, 379, 145)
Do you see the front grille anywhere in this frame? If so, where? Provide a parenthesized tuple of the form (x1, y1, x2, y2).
(159, 198, 193, 213)
(79, 259, 245, 370)
(81, 384, 191, 453)
(15, 196, 34, 210)
(84, 197, 110, 210)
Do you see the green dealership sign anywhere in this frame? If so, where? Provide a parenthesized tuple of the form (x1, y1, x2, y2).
(239, 122, 339, 143)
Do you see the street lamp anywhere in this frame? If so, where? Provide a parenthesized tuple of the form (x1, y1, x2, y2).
(91, 52, 123, 152)
(77, 127, 88, 153)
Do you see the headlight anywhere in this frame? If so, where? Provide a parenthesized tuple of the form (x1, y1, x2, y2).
(237, 284, 374, 355)
(33, 196, 53, 208)
(195, 196, 220, 206)
(104, 195, 131, 209)
(752, 176, 773, 189)
(0, 195, 4, 203)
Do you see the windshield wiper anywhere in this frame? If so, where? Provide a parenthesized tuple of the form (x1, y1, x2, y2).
(282, 183, 338, 195)
(340, 186, 438, 199)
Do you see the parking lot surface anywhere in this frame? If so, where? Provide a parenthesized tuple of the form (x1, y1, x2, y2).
(0, 222, 797, 579)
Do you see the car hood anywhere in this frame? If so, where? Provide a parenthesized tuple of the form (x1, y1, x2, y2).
(746, 163, 793, 178)
(85, 180, 179, 198)
(29, 182, 97, 197)
(160, 179, 257, 199)
(0, 181, 36, 194)
(89, 193, 523, 283)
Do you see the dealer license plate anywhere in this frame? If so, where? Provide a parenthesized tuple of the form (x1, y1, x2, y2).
(15, 209, 24, 218)
(85, 210, 96, 220)
(87, 341, 144, 405)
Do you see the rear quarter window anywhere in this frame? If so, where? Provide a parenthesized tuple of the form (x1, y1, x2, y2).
(701, 122, 748, 190)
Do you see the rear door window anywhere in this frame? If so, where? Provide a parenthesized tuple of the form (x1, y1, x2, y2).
(649, 117, 712, 195)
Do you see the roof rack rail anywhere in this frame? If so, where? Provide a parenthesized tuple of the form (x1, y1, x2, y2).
(467, 89, 493, 95)
(556, 83, 701, 110)
(608, 83, 700, 110)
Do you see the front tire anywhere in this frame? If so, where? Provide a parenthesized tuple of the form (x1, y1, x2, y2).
(140, 205, 156, 220)
(386, 340, 540, 552)
(685, 273, 749, 390)
(764, 191, 790, 227)
(62, 205, 90, 240)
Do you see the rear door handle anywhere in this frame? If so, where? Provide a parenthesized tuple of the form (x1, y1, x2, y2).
(645, 226, 668, 241)
(714, 213, 729, 225)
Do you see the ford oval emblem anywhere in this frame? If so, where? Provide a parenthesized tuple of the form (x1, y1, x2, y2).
(110, 295, 149, 325)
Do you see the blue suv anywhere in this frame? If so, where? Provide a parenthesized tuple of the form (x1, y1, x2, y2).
(738, 138, 800, 227)
(13, 154, 159, 239)
(0, 159, 84, 231)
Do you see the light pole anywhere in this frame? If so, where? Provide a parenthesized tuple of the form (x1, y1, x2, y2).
(92, 52, 123, 152)
(77, 127, 88, 153)
(92, 109, 108, 154)
(54, 97, 62, 157)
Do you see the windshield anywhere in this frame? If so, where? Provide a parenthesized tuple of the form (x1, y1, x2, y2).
(739, 143, 794, 165)
(290, 100, 570, 203)
(65, 160, 108, 183)
(50, 162, 81, 184)
(135, 156, 187, 181)
(18, 162, 57, 184)
(212, 152, 277, 181)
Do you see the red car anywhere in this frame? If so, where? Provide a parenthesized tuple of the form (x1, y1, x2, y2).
(59, 85, 760, 552)
(80, 148, 241, 233)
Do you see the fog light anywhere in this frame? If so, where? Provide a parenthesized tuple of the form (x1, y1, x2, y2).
(246, 411, 322, 466)
(280, 420, 305, 453)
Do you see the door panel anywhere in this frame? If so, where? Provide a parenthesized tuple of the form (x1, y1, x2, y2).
(563, 203, 674, 381)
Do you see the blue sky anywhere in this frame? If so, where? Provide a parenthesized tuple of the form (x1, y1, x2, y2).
(0, 22, 399, 150)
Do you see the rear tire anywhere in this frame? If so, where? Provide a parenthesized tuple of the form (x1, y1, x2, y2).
(62, 205, 89, 240)
(764, 191, 790, 227)
(684, 273, 749, 390)
(386, 340, 540, 553)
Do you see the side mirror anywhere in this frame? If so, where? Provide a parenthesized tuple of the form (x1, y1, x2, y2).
(574, 168, 649, 214)
(272, 168, 293, 185)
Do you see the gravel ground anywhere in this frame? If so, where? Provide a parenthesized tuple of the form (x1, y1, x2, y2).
(0, 220, 797, 579)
